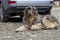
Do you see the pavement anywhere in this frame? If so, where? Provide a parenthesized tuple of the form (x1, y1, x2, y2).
(0, 7, 60, 40)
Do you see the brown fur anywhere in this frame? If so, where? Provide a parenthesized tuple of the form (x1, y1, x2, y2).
(15, 6, 42, 32)
(23, 6, 40, 29)
(15, 7, 59, 32)
(42, 15, 59, 29)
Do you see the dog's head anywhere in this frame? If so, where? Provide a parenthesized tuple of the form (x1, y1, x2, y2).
(24, 6, 38, 16)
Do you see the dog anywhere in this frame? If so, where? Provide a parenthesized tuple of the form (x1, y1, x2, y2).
(15, 7, 59, 32)
(15, 6, 42, 32)
(42, 15, 59, 29)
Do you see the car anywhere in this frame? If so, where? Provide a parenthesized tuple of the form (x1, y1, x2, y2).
(0, 0, 54, 21)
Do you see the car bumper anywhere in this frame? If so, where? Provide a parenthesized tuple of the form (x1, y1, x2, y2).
(6, 6, 52, 13)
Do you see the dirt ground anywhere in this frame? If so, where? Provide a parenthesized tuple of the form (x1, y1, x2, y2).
(0, 7, 60, 40)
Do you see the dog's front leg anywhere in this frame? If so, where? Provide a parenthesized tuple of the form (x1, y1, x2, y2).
(15, 25, 28, 32)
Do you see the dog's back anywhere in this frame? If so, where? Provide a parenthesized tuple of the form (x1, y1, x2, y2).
(42, 15, 59, 29)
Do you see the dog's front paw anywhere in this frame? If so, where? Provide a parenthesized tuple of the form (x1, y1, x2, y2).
(15, 26, 28, 32)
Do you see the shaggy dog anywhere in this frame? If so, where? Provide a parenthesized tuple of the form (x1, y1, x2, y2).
(15, 6, 42, 32)
(42, 15, 59, 29)
(15, 7, 59, 32)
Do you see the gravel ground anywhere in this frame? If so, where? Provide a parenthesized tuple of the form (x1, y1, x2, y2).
(0, 7, 60, 40)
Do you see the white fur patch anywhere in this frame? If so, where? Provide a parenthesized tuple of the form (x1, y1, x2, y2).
(30, 23, 42, 30)
(42, 17, 56, 28)
(15, 25, 28, 32)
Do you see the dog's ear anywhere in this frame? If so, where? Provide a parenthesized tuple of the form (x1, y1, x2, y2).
(33, 7, 38, 15)
(24, 10, 27, 14)
(24, 7, 28, 15)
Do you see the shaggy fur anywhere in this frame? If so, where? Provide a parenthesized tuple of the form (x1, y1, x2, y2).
(23, 6, 38, 28)
(15, 6, 42, 32)
(42, 15, 59, 29)
(15, 7, 59, 32)
(23, 6, 43, 30)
